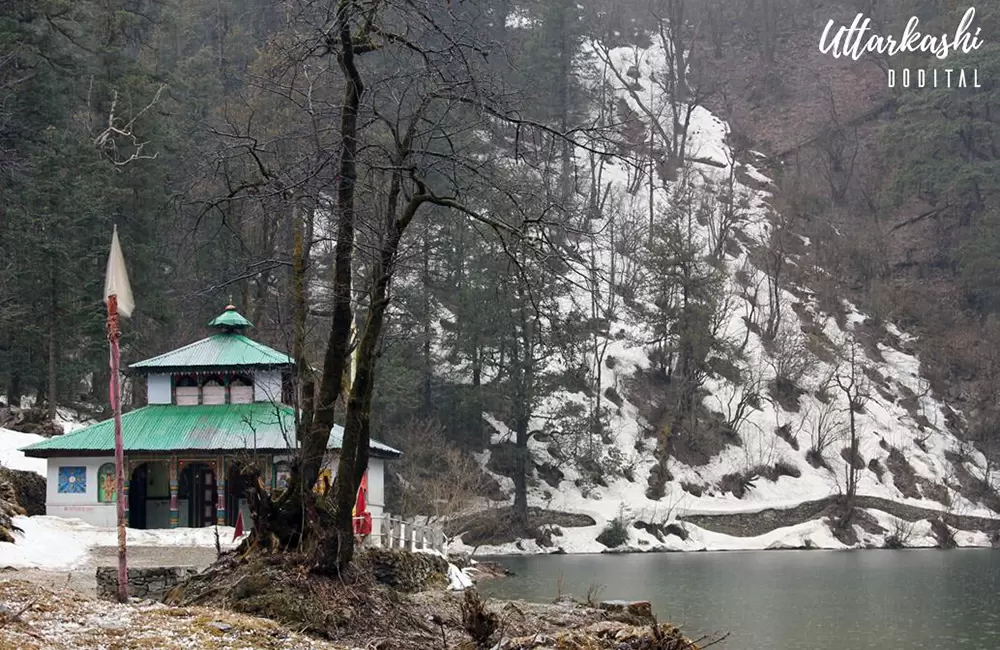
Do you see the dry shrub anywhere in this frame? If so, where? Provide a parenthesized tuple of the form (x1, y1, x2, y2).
(883, 517, 916, 549)
(680, 481, 703, 497)
(840, 446, 865, 471)
(806, 448, 829, 469)
(718, 472, 754, 498)
(597, 516, 630, 548)
(388, 418, 491, 520)
(775, 423, 799, 450)
(461, 589, 498, 648)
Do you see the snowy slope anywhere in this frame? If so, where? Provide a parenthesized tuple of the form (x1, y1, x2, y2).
(0, 428, 46, 476)
(447, 33, 998, 555)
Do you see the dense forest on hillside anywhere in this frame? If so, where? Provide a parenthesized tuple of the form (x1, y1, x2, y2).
(3, 0, 1000, 535)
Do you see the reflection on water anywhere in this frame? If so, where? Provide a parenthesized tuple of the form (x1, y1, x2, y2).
(481, 550, 1000, 650)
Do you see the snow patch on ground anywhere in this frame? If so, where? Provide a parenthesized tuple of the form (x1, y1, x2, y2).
(0, 516, 241, 570)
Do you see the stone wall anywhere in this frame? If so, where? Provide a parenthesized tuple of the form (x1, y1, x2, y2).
(359, 548, 448, 592)
(96, 566, 198, 601)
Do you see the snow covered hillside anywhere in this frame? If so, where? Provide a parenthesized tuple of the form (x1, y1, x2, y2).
(449, 33, 999, 555)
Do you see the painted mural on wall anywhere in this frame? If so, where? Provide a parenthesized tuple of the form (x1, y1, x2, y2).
(98, 463, 116, 502)
(273, 462, 291, 491)
(57, 466, 87, 494)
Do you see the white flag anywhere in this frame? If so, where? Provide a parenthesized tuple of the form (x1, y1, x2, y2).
(104, 225, 135, 318)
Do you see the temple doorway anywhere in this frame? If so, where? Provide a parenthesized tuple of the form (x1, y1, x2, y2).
(128, 463, 148, 529)
(225, 462, 249, 527)
(179, 463, 217, 527)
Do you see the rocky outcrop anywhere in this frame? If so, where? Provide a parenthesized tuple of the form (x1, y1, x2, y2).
(0, 407, 63, 437)
(0, 475, 24, 544)
(96, 566, 198, 601)
(0, 467, 45, 516)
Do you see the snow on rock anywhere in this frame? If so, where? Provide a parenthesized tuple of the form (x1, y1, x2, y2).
(55, 407, 94, 433)
(447, 563, 474, 590)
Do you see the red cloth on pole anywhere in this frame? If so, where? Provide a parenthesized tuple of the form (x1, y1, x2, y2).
(353, 472, 372, 536)
(233, 509, 244, 541)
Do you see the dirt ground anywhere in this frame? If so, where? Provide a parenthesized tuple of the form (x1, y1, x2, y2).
(1, 545, 221, 596)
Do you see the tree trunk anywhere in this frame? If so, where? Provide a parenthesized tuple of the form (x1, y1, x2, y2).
(512, 293, 534, 527)
(6, 371, 21, 409)
(47, 272, 57, 421)
(421, 222, 432, 415)
(846, 397, 858, 507)
(257, 1, 366, 561)
(329, 191, 427, 570)
(293, 0, 364, 497)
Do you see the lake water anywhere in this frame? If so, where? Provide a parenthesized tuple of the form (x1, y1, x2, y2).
(481, 550, 1000, 649)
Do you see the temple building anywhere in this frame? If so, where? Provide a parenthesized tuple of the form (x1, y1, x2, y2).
(20, 305, 398, 529)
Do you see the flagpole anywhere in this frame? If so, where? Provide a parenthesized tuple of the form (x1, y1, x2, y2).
(107, 294, 128, 603)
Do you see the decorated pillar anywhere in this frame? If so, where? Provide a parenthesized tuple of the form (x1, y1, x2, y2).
(168, 456, 179, 528)
(122, 457, 130, 524)
(216, 455, 226, 526)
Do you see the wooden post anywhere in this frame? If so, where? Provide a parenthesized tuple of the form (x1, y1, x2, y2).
(391, 518, 402, 550)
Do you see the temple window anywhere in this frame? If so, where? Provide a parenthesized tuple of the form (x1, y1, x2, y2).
(201, 374, 227, 405)
(230, 374, 254, 404)
(175, 375, 199, 406)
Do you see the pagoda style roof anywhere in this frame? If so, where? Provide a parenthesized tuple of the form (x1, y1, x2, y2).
(130, 306, 292, 373)
(208, 304, 253, 330)
(129, 333, 292, 373)
(20, 404, 401, 458)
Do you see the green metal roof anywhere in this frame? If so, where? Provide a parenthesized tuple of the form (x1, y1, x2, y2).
(19, 404, 400, 458)
(129, 333, 292, 372)
(208, 305, 253, 330)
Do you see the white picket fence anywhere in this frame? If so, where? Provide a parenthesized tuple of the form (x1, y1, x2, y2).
(361, 514, 446, 553)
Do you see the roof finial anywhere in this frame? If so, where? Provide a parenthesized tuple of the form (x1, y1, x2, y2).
(208, 304, 253, 332)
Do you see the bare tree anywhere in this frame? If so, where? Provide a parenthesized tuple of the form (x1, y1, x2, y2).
(706, 145, 754, 261)
(835, 338, 870, 514)
(765, 321, 811, 393)
(716, 360, 764, 435)
(815, 86, 860, 205)
(807, 371, 848, 462)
